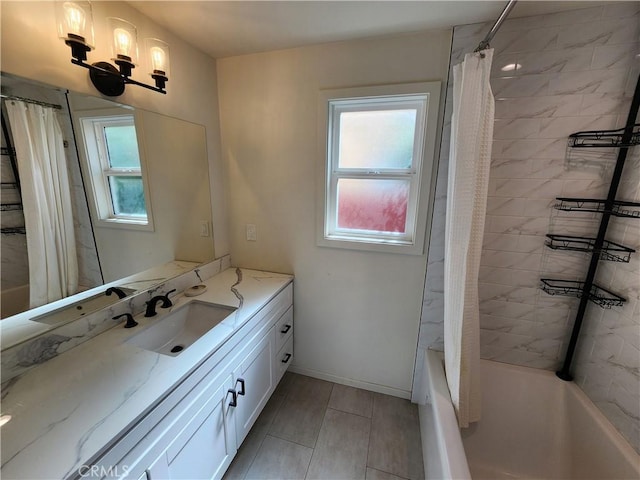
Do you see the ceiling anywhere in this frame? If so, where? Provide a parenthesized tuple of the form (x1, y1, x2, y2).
(129, 1, 609, 59)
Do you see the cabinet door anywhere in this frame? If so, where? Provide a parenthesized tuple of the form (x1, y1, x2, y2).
(231, 329, 276, 445)
(163, 375, 237, 480)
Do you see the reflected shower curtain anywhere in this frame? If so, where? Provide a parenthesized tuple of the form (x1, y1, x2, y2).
(444, 49, 494, 428)
(5, 100, 78, 308)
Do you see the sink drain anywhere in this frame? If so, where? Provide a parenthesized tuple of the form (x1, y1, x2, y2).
(170, 345, 184, 353)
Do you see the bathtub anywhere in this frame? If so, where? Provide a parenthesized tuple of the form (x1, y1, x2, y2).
(418, 349, 640, 479)
(1, 284, 29, 318)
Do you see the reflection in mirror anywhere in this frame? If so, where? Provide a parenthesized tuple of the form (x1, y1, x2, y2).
(0, 72, 214, 349)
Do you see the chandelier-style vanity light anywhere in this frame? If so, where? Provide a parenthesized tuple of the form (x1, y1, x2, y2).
(55, 1, 170, 96)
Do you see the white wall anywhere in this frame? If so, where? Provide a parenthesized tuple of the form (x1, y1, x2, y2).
(0, 1, 229, 257)
(217, 30, 451, 397)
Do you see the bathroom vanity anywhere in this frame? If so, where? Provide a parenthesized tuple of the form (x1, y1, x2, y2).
(0, 267, 293, 480)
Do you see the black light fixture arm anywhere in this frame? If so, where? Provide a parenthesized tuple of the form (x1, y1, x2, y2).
(70, 58, 167, 95)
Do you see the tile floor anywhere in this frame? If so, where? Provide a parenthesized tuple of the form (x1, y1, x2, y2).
(223, 372, 424, 480)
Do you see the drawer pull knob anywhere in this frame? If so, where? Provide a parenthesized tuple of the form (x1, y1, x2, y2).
(280, 324, 292, 334)
(281, 353, 292, 364)
(227, 389, 238, 407)
(236, 378, 246, 396)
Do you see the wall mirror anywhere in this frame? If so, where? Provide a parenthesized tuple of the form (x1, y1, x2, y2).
(0, 72, 214, 349)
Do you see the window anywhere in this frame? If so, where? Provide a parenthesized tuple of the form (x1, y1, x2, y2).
(77, 112, 153, 230)
(318, 82, 441, 254)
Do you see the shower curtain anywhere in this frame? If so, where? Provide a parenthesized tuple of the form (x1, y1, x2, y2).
(5, 100, 78, 308)
(444, 48, 494, 428)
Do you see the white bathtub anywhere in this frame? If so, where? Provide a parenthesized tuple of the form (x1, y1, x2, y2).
(418, 349, 640, 479)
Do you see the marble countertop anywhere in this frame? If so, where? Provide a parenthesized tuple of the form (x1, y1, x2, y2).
(0, 267, 293, 480)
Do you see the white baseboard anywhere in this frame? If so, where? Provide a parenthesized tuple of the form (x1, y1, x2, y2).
(288, 365, 411, 400)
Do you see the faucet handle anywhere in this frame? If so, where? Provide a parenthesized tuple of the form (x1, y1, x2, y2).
(106, 287, 127, 299)
(161, 289, 177, 308)
(113, 313, 138, 328)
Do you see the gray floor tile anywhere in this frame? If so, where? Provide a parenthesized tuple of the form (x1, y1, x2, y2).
(365, 467, 409, 480)
(252, 393, 286, 436)
(224, 395, 286, 479)
(328, 383, 374, 418)
(367, 394, 424, 480)
(223, 431, 266, 480)
(306, 408, 371, 480)
(244, 435, 313, 480)
(269, 374, 333, 448)
(274, 371, 296, 398)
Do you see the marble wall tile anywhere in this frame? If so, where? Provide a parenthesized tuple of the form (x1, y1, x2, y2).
(491, 75, 551, 97)
(603, 1, 640, 18)
(485, 215, 549, 236)
(556, 17, 639, 50)
(548, 68, 630, 95)
(494, 95, 583, 118)
(592, 43, 640, 70)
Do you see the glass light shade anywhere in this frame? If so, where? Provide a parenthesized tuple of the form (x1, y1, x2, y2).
(145, 38, 170, 78)
(55, 0, 94, 48)
(108, 18, 138, 65)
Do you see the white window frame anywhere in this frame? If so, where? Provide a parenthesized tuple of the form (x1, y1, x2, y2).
(75, 109, 154, 231)
(317, 82, 441, 255)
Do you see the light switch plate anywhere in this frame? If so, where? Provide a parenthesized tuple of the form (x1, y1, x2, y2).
(246, 224, 257, 241)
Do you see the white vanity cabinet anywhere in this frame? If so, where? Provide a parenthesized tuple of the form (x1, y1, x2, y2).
(93, 283, 293, 480)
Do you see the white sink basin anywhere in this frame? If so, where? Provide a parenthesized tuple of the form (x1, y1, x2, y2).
(127, 301, 237, 356)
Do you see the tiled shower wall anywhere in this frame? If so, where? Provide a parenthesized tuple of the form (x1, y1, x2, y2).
(415, 3, 639, 452)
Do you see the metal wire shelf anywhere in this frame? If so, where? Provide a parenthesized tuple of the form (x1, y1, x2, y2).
(1, 227, 25, 235)
(545, 234, 635, 263)
(540, 278, 626, 309)
(554, 197, 640, 218)
(568, 124, 640, 148)
(1, 203, 23, 212)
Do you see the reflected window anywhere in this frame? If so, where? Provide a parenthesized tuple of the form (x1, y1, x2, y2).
(78, 114, 153, 228)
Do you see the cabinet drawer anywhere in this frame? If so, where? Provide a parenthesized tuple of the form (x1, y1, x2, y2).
(275, 306, 293, 353)
(275, 335, 293, 383)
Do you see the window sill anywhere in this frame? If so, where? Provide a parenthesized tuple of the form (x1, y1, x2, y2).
(95, 217, 154, 232)
(317, 234, 424, 255)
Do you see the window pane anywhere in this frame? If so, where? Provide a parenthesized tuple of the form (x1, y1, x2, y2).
(108, 176, 147, 217)
(337, 178, 409, 233)
(338, 109, 416, 170)
(104, 125, 141, 168)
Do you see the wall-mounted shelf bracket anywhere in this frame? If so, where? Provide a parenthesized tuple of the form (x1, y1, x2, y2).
(545, 234, 635, 262)
(554, 197, 640, 218)
(568, 124, 640, 148)
(540, 278, 626, 309)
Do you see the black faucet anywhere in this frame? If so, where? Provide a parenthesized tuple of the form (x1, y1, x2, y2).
(113, 313, 138, 328)
(145, 289, 176, 317)
(105, 287, 127, 299)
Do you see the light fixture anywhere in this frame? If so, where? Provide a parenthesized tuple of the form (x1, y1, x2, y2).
(0, 415, 11, 427)
(56, 1, 169, 96)
(500, 63, 522, 72)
